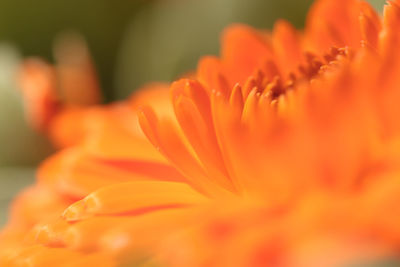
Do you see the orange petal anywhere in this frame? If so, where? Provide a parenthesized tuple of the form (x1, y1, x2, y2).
(38, 147, 185, 199)
(305, 0, 362, 52)
(7, 186, 71, 228)
(63, 216, 136, 251)
(139, 107, 233, 197)
(196, 56, 228, 93)
(359, 1, 382, 49)
(272, 20, 303, 75)
(171, 79, 234, 191)
(221, 24, 273, 85)
(6, 245, 83, 267)
(99, 208, 197, 258)
(62, 181, 208, 221)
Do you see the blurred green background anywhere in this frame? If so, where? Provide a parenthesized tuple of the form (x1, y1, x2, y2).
(0, 0, 386, 225)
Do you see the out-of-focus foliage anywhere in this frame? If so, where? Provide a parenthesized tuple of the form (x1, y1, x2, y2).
(0, 44, 53, 166)
(0, 0, 146, 100)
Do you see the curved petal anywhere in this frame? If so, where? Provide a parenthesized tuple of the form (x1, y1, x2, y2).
(62, 181, 209, 221)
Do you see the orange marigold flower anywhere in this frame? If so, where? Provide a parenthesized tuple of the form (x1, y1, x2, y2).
(2, 0, 400, 266)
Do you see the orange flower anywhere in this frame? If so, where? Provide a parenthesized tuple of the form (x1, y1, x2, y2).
(2, 0, 400, 266)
